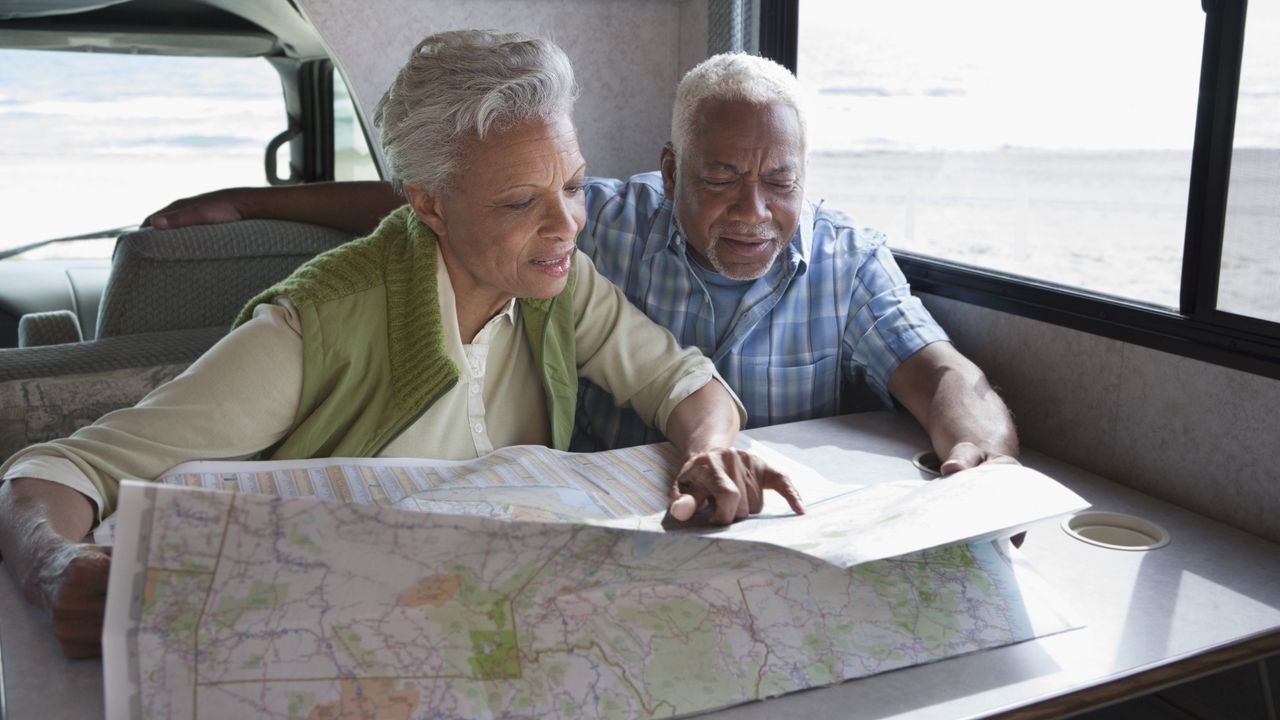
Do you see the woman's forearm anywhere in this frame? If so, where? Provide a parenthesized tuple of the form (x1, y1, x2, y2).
(0, 477, 113, 658)
(662, 380, 741, 458)
(0, 478, 96, 598)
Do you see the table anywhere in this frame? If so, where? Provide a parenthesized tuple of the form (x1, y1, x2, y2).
(2, 411, 1279, 719)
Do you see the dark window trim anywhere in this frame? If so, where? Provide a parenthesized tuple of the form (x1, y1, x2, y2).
(773, 0, 1280, 380)
(299, 58, 335, 182)
(899, 253, 1280, 381)
(1182, 0, 1245, 319)
(757, 0, 797, 72)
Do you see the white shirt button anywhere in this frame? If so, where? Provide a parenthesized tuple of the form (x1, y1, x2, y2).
(473, 422, 485, 434)
(470, 383, 480, 395)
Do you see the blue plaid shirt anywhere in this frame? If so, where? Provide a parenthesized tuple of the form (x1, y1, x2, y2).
(572, 172, 948, 451)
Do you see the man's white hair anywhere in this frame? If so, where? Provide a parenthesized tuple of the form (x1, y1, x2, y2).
(670, 52, 807, 160)
(374, 29, 579, 192)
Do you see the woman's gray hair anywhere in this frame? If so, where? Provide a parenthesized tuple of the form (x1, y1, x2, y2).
(374, 29, 579, 192)
(670, 52, 807, 160)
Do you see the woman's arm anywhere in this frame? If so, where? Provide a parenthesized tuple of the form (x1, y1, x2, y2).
(0, 303, 306, 656)
(144, 181, 403, 236)
(569, 254, 802, 524)
(0, 478, 106, 658)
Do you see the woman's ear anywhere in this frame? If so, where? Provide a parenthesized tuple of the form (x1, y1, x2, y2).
(402, 184, 448, 238)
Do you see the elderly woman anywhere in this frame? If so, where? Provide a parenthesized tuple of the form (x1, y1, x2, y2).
(0, 30, 802, 658)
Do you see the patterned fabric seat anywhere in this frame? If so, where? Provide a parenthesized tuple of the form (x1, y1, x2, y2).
(0, 327, 225, 463)
(95, 220, 353, 337)
(17, 310, 83, 347)
(1, 220, 354, 461)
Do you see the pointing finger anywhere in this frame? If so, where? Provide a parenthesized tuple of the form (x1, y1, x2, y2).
(761, 469, 805, 515)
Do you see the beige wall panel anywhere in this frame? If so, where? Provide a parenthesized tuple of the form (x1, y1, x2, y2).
(297, 0, 702, 180)
(921, 293, 1280, 544)
(1107, 343, 1280, 545)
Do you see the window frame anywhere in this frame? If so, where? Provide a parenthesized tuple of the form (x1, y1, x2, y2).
(765, 0, 1280, 380)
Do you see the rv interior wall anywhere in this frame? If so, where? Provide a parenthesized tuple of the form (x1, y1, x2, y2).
(295, 0, 709, 179)
(924, 294, 1280, 545)
(295, 0, 1276, 546)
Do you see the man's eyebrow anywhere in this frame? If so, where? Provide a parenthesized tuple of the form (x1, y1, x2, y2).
(702, 161, 797, 177)
(704, 161, 741, 174)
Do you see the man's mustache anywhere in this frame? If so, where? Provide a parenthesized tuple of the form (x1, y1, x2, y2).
(713, 223, 779, 241)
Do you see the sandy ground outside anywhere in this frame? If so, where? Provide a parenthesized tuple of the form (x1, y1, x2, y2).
(807, 147, 1279, 322)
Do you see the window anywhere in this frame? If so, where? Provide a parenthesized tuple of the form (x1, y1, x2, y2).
(0, 49, 286, 259)
(796, 0, 1205, 309)
(334, 71, 380, 182)
(1217, 1, 1280, 324)
(775, 0, 1280, 376)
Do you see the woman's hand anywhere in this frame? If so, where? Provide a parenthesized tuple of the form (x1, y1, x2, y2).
(669, 447, 804, 525)
(0, 477, 104, 658)
(662, 381, 803, 524)
(25, 541, 112, 659)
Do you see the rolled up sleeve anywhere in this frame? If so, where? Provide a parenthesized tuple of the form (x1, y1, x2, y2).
(0, 302, 305, 522)
(570, 251, 745, 434)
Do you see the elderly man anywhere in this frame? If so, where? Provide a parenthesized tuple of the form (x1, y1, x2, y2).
(148, 52, 1017, 473)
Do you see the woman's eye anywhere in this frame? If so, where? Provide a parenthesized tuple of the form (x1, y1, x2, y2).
(705, 178, 734, 187)
(565, 184, 584, 195)
(506, 198, 535, 210)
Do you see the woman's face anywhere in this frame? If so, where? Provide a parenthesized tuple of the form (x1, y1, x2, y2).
(407, 114, 587, 315)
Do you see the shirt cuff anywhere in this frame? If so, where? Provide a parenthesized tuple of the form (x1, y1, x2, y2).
(652, 366, 748, 434)
(2, 455, 105, 518)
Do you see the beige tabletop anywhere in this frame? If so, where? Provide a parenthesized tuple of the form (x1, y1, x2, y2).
(2, 411, 1279, 719)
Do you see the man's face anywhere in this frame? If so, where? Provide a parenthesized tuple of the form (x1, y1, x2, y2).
(662, 98, 804, 280)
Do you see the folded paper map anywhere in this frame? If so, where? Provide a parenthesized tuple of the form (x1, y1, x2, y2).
(102, 442, 1085, 719)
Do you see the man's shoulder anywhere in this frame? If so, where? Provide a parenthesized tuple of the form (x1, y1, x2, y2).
(582, 172, 669, 259)
(585, 172, 665, 207)
(803, 199, 891, 260)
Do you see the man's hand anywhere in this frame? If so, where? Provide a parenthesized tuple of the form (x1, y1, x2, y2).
(936, 443, 1026, 548)
(143, 189, 248, 229)
(25, 541, 112, 659)
(669, 448, 804, 525)
(141, 181, 400, 235)
(939, 440, 1021, 476)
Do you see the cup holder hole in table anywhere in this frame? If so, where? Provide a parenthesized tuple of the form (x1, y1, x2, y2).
(1062, 511, 1169, 551)
(911, 451, 942, 477)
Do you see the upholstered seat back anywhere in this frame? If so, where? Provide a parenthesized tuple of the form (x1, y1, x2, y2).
(2, 220, 355, 461)
(95, 220, 354, 338)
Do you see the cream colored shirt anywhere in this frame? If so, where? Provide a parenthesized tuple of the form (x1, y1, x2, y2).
(1, 248, 742, 521)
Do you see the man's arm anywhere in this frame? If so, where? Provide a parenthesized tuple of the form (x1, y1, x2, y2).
(0, 478, 108, 659)
(888, 342, 1018, 474)
(662, 381, 804, 525)
(144, 181, 402, 236)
